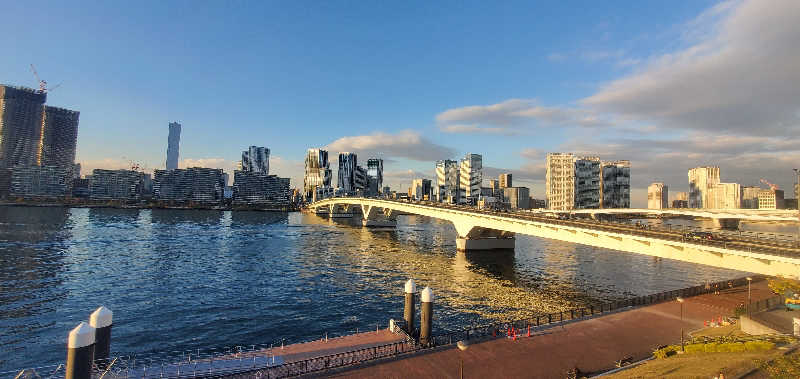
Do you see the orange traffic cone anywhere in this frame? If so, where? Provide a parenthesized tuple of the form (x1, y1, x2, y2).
(704, 320, 708, 327)
(492, 329, 496, 337)
(527, 325, 531, 337)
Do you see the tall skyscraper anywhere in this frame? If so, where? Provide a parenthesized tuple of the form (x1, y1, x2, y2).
(435, 159, 459, 203)
(303, 148, 331, 199)
(648, 182, 669, 209)
(0, 85, 47, 168)
(166, 122, 181, 170)
(459, 153, 482, 204)
(410, 178, 432, 200)
(499, 173, 512, 189)
(241, 146, 270, 174)
(38, 106, 79, 168)
(688, 166, 720, 208)
(366, 158, 383, 195)
(600, 160, 630, 208)
(546, 153, 606, 210)
(337, 152, 358, 193)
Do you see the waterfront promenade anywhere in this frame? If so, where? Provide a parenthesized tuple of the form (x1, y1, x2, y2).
(328, 281, 775, 378)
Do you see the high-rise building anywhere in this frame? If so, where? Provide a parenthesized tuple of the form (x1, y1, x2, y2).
(166, 122, 181, 170)
(707, 182, 742, 209)
(459, 153, 482, 204)
(0, 85, 47, 168)
(153, 167, 225, 203)
(503, 187, 530, 209)
(600, 160, 630, 208)
(337, 152, 358, 193)
(410, 178, 432, 200)
(89, 169, 146, 200)
(674, 192, 688, 201)
(354, 165, 367, 192)
(303, 148, 332, 199)
(758, 189, 785, 210)
(741, 186, 762, 209)
(37, 106, 79, 169)
(647, 182, 669, 209)
(546, 153, 576, 210)
(241, 146, 270, 174)
(435, 159, 459, 203)
(688, 166, 720, 208)
(366, 158, 383, 196)
(574, 156, 600, 209)
(489, 179, 499, 196)
(499, 173, 512, 189)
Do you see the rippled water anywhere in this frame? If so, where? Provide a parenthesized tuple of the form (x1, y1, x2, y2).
(0, 206, 750, 371)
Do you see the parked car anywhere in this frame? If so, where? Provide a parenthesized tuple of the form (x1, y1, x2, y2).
(684, 231, 717, 241)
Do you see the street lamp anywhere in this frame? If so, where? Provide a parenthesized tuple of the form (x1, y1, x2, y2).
(677, 297, 685, 352)
(746, 277, 753, 316)
(457, 340, 469, 379)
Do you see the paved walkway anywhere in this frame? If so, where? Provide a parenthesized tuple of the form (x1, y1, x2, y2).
(329, 281, 775, 378)
(243, 330, 404, 364)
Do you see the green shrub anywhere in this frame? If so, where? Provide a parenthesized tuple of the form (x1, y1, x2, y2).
(653, 345, 680, 359)
(729, 342, 746, 352)
(744, 341, 774, 351)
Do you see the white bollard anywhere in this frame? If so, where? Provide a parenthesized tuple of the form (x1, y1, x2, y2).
(420, 287, 434, 345)
(404, 279, 417, 334)
(89, 306, 113, 367)
(66, 322, 96, 379)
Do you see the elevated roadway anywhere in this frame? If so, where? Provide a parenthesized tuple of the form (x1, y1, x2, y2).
(309, 197, 800, 279)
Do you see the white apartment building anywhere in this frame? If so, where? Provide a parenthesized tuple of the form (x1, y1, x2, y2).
(647, 182, 668, 209)
(459, 153, 482, 204)
(707, 182, 742, 209)
(688, 166, 720, 208)
(435, 159, 459, 203)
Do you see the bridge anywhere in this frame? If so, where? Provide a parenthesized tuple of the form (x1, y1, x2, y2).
(533, 208, 798, 229)
(308, 197, 800, 279)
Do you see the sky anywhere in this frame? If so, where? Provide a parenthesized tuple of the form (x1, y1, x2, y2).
(2, 0, 799, 207)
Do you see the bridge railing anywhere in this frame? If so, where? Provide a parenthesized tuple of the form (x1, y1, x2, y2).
(314, 197, 800, 256)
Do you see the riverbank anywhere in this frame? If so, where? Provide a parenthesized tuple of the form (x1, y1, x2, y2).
(327, 280, 775, 378)
(0, 201, 298, 212)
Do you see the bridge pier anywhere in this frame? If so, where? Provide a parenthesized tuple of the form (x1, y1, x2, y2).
(453, 221, 515, 251)
(713, 218, 740, 230)
(361, 205, 397, 227)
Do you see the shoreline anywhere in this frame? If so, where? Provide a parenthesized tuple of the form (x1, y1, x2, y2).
(0, 201, 299, 212)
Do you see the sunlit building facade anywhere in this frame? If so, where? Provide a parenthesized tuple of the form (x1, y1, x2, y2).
(688, 166, 720, 208)
(647, 182, 668, 209)
(707, 182, 741, 209)
(459, 153, 482, 204)
(303, 148, 331, 199)
(435, 159, 459, 203)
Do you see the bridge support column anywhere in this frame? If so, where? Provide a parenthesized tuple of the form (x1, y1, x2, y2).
(453, 221, 515, 251)
(361, 205, 397, 227)
(713, 218, 740, 230)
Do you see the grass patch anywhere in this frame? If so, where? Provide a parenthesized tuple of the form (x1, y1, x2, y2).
(606, 351, 783, 378)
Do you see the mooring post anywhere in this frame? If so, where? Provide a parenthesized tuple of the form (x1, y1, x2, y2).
(89, 306, 113, 368)
(420, 287, 434, 345)
(403, 279, 417, 335)
(65, 322, 96, 379)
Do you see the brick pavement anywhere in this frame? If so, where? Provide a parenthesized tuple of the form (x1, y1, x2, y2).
(328, 281, 775, 378)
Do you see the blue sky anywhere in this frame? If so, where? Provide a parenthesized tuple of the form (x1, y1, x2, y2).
(3, 0, 799, 206)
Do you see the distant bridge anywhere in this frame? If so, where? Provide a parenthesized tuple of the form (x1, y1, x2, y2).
(308, 197, 800, 279)
(534, 208, 798, 228)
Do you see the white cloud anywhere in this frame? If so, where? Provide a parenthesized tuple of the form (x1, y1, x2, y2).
(326, 130, 456, 161)
(436, 99, 613, 134)
(583, 0, 800, 136)
(547, 52, 567, 62)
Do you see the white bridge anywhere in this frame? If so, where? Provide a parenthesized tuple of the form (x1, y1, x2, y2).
(309, 197, 800, 279)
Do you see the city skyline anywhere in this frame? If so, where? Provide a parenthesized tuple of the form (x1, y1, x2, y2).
(2, 0, 799, 207)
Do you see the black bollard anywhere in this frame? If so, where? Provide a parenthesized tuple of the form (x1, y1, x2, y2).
(66, 322, 96, 379)
(420, 287, 434, 345)
(89, 306, 113, 367)
(403, 279, 416, 334)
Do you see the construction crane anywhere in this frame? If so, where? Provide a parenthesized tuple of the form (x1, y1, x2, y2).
(760, 178, 779, 191)
(29, 64, 62, 94)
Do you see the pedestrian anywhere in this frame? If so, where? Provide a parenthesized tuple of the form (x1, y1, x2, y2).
(714, 283, 720, 295)
(705, 281, 711, 293)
